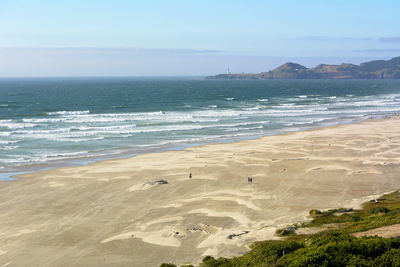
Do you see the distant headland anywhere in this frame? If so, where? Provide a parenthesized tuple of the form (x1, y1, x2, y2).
(206, 56, 400, 79)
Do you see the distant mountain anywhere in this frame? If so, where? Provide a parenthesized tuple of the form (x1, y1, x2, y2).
(206, 57, 400, 79)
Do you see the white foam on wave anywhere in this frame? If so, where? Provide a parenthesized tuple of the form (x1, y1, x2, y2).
(298, 95, 308, 98)
(0, 150, 92, 166)
(132, 135, 229, 149)
(0, 140, 19, 145)
(0, 132, 11, 137)
(60, 112, 219, 124)
(119, 134, 133, 138)
(27, 107, 340, 128)
(65, 116, 137, 123)
(225, 97, 234, 101)
(0, 145, 19, 151)
(47, 110, 90, 116)
(258, 98, 269, 102)
(23, 118, 66, 123)
(11, 120, 273, 142)
(224, 125, 264, 132)
(349, 100, 397, 107)
(70, 124, 137, 131)
(15, 128, 72, 135)
(57, 137, 105, 143)
(46, 151, 89, 158)
(14, 106, 355, 140)
(278, 103, 296, 107)
(265, 106, 400, 118)
(0, 120, 38, 129)
(132, 130, 266, 150)
(192, 109, 265, 118)
(274, 103, 327, 110)
(266, 107, 328, 114)
(10, 99, 400, 145)
(243, 106, 263, 111)
(283, 118, 329, 126)
(379, 93, 400, 99)
(0, 157, 31, 165)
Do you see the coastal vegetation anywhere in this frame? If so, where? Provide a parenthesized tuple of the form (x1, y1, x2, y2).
(195, 232, 400, 267)
(160, 191, 400, 266)
(301, 191, 400, 233)
(206, 56, 400, 79)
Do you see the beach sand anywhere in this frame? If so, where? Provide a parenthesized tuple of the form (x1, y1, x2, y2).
(1, 117, 400, 266)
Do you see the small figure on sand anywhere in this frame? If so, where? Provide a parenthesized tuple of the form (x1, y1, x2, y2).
(189, 172, 192, 179)
(248, 177, 253, 183)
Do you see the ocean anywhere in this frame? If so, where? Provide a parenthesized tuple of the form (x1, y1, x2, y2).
(1, 77, 400, 178)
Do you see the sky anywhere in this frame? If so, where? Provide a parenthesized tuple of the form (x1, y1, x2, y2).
(0, 0, 400, 76)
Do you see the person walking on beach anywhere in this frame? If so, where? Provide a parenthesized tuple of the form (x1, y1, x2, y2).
(189, 172, 192, 179)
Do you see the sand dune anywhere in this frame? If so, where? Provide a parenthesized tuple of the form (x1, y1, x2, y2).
(1, 117, 400, 266)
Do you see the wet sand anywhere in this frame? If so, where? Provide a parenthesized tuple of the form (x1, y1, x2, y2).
(1, 117, 400, 266)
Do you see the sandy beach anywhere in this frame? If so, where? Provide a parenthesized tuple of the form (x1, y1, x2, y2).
(1, 117, 400, 266)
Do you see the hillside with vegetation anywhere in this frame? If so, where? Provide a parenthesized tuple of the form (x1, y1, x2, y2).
(206, 57, 400, 79)
(161, 190, 400, 267)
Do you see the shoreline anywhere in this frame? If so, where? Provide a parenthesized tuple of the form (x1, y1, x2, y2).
(1, 113, 374, 181)
(2, 116, 400, 266)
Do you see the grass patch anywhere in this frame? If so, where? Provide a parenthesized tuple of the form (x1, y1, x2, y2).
(301, 190, 400, 233)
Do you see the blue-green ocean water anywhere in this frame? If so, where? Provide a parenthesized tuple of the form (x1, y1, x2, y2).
(1, 78, 400, 176)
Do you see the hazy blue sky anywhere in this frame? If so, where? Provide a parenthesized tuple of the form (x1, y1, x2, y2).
(1, 0, 400, 76)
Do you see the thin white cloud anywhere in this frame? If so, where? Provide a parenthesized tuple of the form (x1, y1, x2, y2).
(379, 37, 400, 43)
(0, 47, 223, 55)
(353, 48, 400, 53)
(298, 36, 400, 44)
(297, 36, 374, 41)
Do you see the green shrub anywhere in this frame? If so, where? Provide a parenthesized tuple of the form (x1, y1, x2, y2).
(200, 256, 220, 267)
(309, 209, 323, 218)
(199, 240, 304, 267)
(276, 231, 400, 266)
(276, 226, 297, 236)
(375, 248, 400, 266)
(370, 206, 390, 214)
(159, 264, 177, 267)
